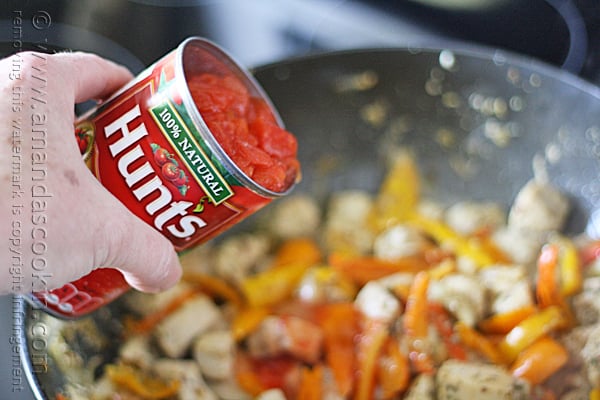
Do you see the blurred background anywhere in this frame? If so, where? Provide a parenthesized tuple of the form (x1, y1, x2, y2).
(1, 0, 599, 399)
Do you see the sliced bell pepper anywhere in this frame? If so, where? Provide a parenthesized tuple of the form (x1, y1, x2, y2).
(555, 236, 582, 297)
(590, 388, 600, 400)
(355, 317, 389, 400)
(377, 337, 410, 399)
(329, 252, 429, 285)
(455, 321, 507, 365)
(477, 305, 537, 335)
(369, 150, 420, 231)
(315, 302, 358, 397)
(241, 263, 308, 307)
(404, 271, 436, 374)
(498, 306, 565, 362)
(297, 365, 324, 400)
(183, 272, 244, 307)
(580, 240, 600, 267)
(408, 214, 496, 268)
(105, 364, 180, 399)
(231, 306, 271, 341)
(428, 302, 467, 361)
(272, 237, 323, 269)
(509, 336, 568, 385)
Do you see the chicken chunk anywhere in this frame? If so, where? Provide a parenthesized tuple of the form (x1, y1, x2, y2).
(580, 324, 600, 387)
(193, 330, 234, 381)
(428, 274, 486, 327)
(479, 265, 534, 315)
(508, 178, 570, 235)
(492, 226, 543, 268)
(123, 282, 194, 317)
(323, 190, 375, 254)
(573, 277, 600, 325)
(445, 201, 505, 236)
(266, 195, 321, 239)
(436, 360, 530, 400)
(354, 281, 401, 323)
(155, 295, 221, 358)
(403, 374, 435, 400)
(214, 233, 272, 285)
(118, 335, 154, 370)
(256, 389, 287, 400)
(153, 359, 217, 400)
(373, 224, 428, 260)
(246, 315, 324, 364)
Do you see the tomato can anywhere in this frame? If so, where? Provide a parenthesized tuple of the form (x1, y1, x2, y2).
(27, 37, 300, 318)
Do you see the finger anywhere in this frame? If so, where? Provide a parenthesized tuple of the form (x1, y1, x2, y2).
(52, 51, 133, 102)
(94, 203, 183, 293)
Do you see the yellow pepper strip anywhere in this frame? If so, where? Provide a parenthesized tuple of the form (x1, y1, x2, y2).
(498, 306, 565, 363)
(241, 263, 308, 308)
(408, 214, 495, 268)
(455, 322, 507, 365)
(105, 364, 180, 399)
(231, 306, 271, 341)
(369, 150, 420, 231)
(590, 388, 600, 400)
(555, 236, 582, 297)
(509, 336, 568, 385)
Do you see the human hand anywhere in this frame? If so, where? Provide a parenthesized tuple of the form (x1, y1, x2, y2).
(0, 51, 182, 295)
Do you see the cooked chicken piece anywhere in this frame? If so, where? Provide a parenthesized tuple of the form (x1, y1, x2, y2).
(373, 224, 428, 260)
(354, 281, 401, 324)
(209, 379, 252, 400)
(479, 265, 534, 315)
(155, 294, 221, 358)
(580, 324, 600, 387)
(508, 178, 570, 235)
(295, 266, 356, 303)
(403, 374, 435, 400)
(445, 201, 505, 236)
(214, 233, 272, 285)
(436, 359, 531, 400)
(418, 199, 445, 221)
(323, 190, 375, 255)
(376, 272, 415, 291)
(428, 274, 486, 327)
(118, 335, 153, 370)
(246, 315, 324, 364)
(179, 243, 216, 276)
(492, 226, 543, 268)
(123, 281, 194, 317)
(256, 389, 287, 400)
(561, 388, 593, 400)
(193, 330, 234, 381)
(153, 359, 217, 400)
(573, 277, 600, 325)
(266, 195, 321, 239)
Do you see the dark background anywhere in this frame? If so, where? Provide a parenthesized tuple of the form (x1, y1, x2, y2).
(1, 1, 598, 399)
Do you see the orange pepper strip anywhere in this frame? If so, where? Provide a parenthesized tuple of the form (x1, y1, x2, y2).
(510, 336, 568, 385)
(105, 364, 180, 399)
(183, 272, 244, 308)
(377, 337, 411, 399)
(297, 365, 324, 400)
(241, 263, 308, 308)
(329, 252, 429, 286)
(428, 303, 467, 361)
(272, 237, 322, 269)
(455, 322, 507, 365)
(498, 306, 565, 363)
(478, 305, 537, 335)
(354, 318, 389, 400)
(404, 271, 435, 374)
(316, 303, 358, 397)
(125, 289, 199, 335)
(231, 306, 271, 341)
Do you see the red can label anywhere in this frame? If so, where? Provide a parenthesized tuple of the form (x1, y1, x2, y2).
(30, 44, 276, 317)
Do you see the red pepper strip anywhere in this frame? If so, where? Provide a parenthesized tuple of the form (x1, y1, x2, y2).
(377, 337, 411, 399)
(580, 240, 600, 267)
(354, 318, 389, 400)
(316, 303, 358, 397)
(329, 252, 430, 286)
(297, 365, 324, 400)
(536, 244, 576, 327)
(455, 322, 507, 365)
(498, 306, 565, 363)
(509, 336, 568, 385)
(404, 271, 436, 374)
(428, 303, 467, 361)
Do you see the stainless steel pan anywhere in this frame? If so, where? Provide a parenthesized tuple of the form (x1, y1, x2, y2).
(19, 46, 600, 399)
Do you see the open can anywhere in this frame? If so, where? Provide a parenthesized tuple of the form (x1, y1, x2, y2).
(27, 37, 300, 318)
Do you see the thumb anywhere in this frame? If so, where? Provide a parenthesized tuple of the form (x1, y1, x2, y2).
(95, 201, 183, 293)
